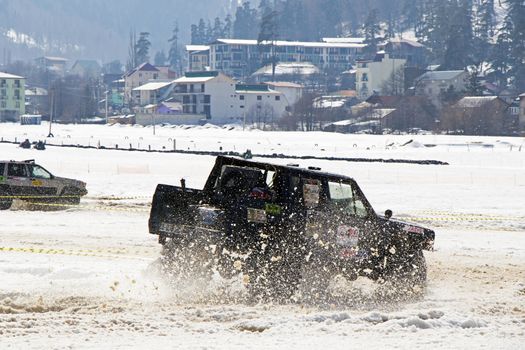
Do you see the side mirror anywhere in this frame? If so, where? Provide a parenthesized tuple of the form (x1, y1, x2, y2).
(385, 209, 393, 220)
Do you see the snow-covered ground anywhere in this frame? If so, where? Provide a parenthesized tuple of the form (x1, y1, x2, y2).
(1, 123, 524, 349)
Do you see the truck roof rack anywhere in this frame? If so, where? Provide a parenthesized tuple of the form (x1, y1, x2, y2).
(23, 159, 35, 163)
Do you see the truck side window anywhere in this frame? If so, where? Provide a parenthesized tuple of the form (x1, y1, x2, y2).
(328, 181, 367, 218)
(8, 163, 28, 177)
(29, 165, 52, 179)
(0, 163, 5, 176)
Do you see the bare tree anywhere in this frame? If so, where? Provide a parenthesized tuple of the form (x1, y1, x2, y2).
(380, 67, 405, 96)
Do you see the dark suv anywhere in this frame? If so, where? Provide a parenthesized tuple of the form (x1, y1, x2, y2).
(149, 156, 435, 301)
(0, 160, 87, 210)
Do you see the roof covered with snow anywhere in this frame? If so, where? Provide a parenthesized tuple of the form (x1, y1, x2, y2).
(212, 38, 365, 49)
(186, 45, 210, 52)
(0, 71, 24, 79)
(133, 81, 173, 91)
(454, 96, 503, 108)
(264, 82, 303, 88)
(417, 70, 466, 81)
(253, 63, 320, 76)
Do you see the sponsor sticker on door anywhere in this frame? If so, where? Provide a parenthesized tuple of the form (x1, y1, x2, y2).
(247, 208, 267, 223)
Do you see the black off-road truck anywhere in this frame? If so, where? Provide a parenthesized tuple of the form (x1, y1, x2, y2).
(149, 156, 435, 301)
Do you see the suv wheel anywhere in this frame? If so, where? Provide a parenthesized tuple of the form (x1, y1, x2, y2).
(0, 198, 12, 210)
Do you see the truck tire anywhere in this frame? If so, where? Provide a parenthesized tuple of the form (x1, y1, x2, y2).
(160, 238, 215, 283)
(59, 187, 82, 205)
(0, 189, 13, 210)
(297, 260, 332, 304)
(390, 250, 427, 294)
(0, 198, 12, 210)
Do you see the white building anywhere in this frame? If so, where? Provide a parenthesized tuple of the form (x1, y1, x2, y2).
(132, 81, 174, 106)
(124, 63, 170, 105)
(186, 45, 210, 72)
(170, 71, 296, 124)
(208, 38, 365, 78)
(264, 82, 303, 106)
(415, 70, 468, 108)
(355, 53, 406, 100)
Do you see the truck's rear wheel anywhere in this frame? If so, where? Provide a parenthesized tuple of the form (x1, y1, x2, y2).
(0, 198, 12, 210)
(160, 238, 215, 282)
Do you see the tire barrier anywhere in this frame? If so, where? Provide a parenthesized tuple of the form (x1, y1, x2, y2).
(0, 139, 449, 166)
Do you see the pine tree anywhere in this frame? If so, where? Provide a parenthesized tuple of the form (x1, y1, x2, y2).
(473, 0, 496, 66)
(190, 24, 198, 44)
(442, 0, 474, 70)
(362, 9, 382, 57)
(234, 2, 258, 39)
(223, 14, 233, 38)
(197, 19, 207, 44)
(502, 0, 525, 91)
(168, 22, 181, 71)
(154, 50, 166, 66)
(126, 30, 137, 71)
(466, 67, 484, 96)
(212, 17, 223, 41)
(135, 32, 151, 64)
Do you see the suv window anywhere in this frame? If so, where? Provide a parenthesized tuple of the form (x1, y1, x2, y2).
(8, 163, 29, 177)
(28, 165, 52, 179)
(328, 181, 368, 218)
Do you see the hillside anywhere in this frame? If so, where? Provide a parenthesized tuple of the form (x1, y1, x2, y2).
(0, 0, 237, 62)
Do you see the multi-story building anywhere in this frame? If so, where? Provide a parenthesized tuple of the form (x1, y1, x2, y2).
(186, 45, 210, 72)
(124, 63, 171, 105)
(355, 53, 407, 99)
(35, 56, 68, 76)
(0, 72, 25, 122)
(208, 38, 365, 78)
(169, 71, 295, 124)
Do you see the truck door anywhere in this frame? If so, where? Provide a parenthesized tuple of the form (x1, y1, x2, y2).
(27, 164, 58, 197)
(325, 180, 371, 261)
(6, 163, 32, 196)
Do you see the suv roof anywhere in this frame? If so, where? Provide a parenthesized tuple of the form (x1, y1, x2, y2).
(214, 156, 356, 182)
(0, 160, 35, 164)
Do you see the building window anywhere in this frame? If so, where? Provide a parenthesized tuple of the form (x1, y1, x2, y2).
(257, 95, 262, 101)
(201, 84, 205, 92)
(240, 105, 244, 109)
(362, 73, 368, 82)
(14, 80, 20, 88)
(15, 101, 20, 108)
(14, 90, 20, 100)
(1, 101, 6, 108)
(275, 96, 280, 101)
(204, 95, 210, 103)
(240, 95, 245, 100)
(0, 79, 6, 87)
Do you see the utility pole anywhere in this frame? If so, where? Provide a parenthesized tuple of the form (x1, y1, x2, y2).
(105, 90, 109, 124)
(48, 88, 54, 138)
(152, 91, 156, 135)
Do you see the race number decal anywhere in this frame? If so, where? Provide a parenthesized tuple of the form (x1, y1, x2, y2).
(336, 225, 359, 259)
(336, 225, 359, 247)
(31, 179, 43, 187)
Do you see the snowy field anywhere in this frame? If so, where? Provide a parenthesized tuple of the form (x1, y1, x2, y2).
(0, 122, 524, 349)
